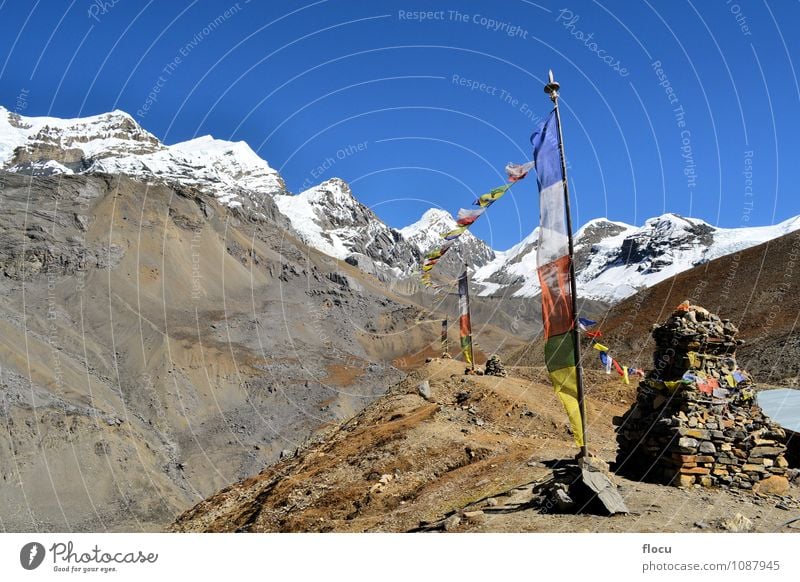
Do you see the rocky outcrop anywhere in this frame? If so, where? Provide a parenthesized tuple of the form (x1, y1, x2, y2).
(274, 178, 420, 279)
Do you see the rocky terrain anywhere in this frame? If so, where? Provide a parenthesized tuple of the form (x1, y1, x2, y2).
(3, 105, 800, 534)
(0, 171, 528, 532)
(171, 359, 799, 533)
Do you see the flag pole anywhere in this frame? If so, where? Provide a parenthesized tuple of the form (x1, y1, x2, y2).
(544, 70, 588, 458)
(465, 264, 475, 370)
(441, 318, 448, 357)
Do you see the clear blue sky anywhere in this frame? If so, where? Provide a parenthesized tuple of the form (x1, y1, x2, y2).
(1, 0, 798, 250)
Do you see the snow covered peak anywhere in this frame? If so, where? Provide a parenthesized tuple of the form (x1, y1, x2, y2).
(399, 208, 495, 275)
(575, 217, 635, 239)
(399, 208, 456, 247)
(474, 212, 800, 303)
(0, 105, 286, 208)
(641, 213, 712, 235)
(171, 134, 265, 167)
(298, 178, 357, 207)
(1, 105, 161, 170)
(417, 207, 456, 225)
(274, 178, 418, 277)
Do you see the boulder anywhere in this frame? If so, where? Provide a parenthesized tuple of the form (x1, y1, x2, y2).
(753, 475, 790, 496)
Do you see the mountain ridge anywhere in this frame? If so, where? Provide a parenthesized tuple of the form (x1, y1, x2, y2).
(3, 105, 799, 304)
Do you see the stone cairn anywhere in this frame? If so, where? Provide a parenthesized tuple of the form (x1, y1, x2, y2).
(484, 355, 507, 377)
(615, 301, 791, 491)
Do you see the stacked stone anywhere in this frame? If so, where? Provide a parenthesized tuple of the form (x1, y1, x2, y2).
(616, 302, 791, 491)
(484, 355, 507, 377)
(651, 302, 742, 381)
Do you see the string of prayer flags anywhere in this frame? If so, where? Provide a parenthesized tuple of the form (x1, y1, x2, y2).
(441, 226, 468, 241)
(474, 184, 511, 208)
(505, 160, 536, 182)
(417, 153, 533, 284)
(456, 207, 486, 227)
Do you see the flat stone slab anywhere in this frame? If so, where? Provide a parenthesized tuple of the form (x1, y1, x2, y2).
(579, 458, 629, 515)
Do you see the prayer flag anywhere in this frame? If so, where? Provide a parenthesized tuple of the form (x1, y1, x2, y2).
(534, 109, 583, 447)
(456, 207, 485, 227)
(506, 160, 536, 182)
(458, 269, 474, 367)
(474, 184, 511, 208)
(442, 226, 468, 241)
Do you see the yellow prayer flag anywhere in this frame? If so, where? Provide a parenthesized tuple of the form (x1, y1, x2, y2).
(549, 366, 583, 447)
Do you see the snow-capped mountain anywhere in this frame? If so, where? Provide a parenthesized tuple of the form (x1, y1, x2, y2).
(475, 213, 800, 302)
(0, 105, 285, 210)
(399, 208, 496, 276)
(5, 106, 799, 302)
(274, 178, 419, 279)
(92, 135, 285, 208)
(0, 106, 161, 171)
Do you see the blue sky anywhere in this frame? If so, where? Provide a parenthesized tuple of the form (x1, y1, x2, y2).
(1, 0, 798, 250)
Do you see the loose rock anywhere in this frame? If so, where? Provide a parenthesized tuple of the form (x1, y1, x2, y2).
(417, 380, 433, 401)
(719, 513, 753, 533)
(753, 475, 789, 497)
(443, 514, 461, 531)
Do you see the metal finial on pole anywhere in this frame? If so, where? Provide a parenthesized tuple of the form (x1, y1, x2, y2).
(544, 69, 560, 102)
(544, 70, 589, 458)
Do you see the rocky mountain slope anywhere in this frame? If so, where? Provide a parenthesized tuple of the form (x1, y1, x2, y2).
(273, 178, 419, 281)
(4, 106, 799, 304)
(171, 359, 799, 533)
(0, 170, 532, 532)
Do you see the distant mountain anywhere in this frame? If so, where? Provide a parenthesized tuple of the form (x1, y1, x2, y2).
(4, 105, 799, 304)
(274, 178, 419, 281)
(474, 214, 800, 303)
(0, 105, 285, 212)
(399, 208, 496, 277)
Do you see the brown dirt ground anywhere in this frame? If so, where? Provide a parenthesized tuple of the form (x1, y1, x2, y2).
(171, 359, 800, 533)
